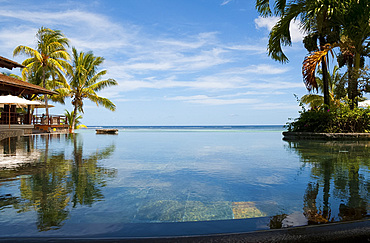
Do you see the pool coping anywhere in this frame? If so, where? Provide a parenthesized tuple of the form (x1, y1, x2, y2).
(283, 131, 370, 140)
(1, 218, 369, 242)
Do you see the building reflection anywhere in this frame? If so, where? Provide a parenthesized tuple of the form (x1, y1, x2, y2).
(270, 140, 370, 229)
(0, 134, 116, 231)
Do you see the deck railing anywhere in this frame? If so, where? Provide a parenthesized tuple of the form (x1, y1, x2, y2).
(0, 113, 68, 126)
(32, 115, 68, 126)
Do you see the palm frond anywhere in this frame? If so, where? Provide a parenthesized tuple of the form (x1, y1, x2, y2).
(88, 95, 116, 111)
(13, 45, 38, 58)
(256, 0, 272, 17)
(89, 79, 118, 92)
(302, 43, 337, 91)
(267, 2, 306, 63)
(301, 94, 324, 108)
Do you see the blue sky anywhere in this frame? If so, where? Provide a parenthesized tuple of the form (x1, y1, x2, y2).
(0, 0, 312, 126)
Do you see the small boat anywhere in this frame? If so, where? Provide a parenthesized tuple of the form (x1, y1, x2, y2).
(96, 129, 118, 134)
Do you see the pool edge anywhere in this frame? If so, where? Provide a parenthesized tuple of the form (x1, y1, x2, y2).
(1, 219, 369, 242)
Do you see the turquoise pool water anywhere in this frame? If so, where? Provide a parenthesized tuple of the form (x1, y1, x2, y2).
(0, 126, 369, 238)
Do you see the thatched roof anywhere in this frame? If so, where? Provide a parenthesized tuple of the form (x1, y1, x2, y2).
(0, 56, 25, 70)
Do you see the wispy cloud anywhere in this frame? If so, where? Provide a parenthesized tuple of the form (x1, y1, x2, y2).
(0, 9, 138, 53)
(251, 102, 299, 110)
(221, 0, 233, 6)
(226, 44, 266, 54)
(167, 95, 258, 105)
(224, 64, 290, 75)
(0, 3, 305, 109)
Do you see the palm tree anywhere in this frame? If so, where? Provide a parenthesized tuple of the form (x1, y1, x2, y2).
(68, 47, 117, 133)
(255, 0, 342, 107)
(13, 27, 70, 117)
(339, 0, 370, 109)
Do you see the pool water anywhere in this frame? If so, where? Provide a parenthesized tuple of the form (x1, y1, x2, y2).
(0, 126, 369, 238)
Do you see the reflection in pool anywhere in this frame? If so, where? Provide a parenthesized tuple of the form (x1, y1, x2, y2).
(0, 127, 369, 238)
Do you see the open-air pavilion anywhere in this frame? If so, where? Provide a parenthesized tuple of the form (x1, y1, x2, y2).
(0, 56, 68, 134)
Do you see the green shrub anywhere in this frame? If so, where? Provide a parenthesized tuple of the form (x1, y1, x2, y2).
(286, 106, 370, 133)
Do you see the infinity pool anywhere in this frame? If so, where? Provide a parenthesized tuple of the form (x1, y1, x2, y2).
(0, 127, 369, 238)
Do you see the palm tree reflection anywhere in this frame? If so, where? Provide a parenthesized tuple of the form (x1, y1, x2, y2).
(275, 140, 370, 228)
(3, 134, 116, 231)
(70, 133, 116, 207)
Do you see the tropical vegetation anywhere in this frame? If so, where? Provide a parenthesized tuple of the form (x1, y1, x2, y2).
(12, 27, 117, 133)
(286, 105, 370, 133)
(256, 0, 370, 132)
(64, 110, 87, 131)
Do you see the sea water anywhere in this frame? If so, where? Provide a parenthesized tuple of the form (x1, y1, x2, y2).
(0, 126, 369, 237)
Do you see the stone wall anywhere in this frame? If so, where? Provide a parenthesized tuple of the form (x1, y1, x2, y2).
(283, 131, 370, 140)
(0, 129, 24, 141)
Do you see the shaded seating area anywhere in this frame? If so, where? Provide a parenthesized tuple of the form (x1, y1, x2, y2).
(0, 56, 69, 134)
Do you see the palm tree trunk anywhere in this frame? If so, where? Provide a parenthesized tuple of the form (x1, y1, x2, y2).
(71, 105, 78, 133)
(320, 37, 330, 107)
(42, 67, 49, 120)
(346, 58, 354, 110)
(349, 52, 361, 109)
(322, 57, 330, 107)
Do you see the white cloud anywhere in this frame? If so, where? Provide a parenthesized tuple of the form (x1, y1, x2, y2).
(255, 16, 279, 31)
(255, 16, 305, 43)
(0, 9, 138, 53)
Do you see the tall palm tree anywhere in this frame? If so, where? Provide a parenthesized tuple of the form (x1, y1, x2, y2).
(255, 0, 342, 107)
(68, 47, 117, 133)
(13, 27, 70, 117)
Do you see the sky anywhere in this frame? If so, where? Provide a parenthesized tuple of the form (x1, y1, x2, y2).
(0, 0, 316, 126)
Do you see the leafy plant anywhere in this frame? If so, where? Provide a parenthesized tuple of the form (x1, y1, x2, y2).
(64, 110, 87, 131)
(287, 105, 370, 133)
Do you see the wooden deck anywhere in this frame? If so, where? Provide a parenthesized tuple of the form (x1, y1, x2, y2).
(0, 114, 69, 135)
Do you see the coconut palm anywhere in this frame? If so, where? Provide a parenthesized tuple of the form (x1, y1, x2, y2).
(13, 27, 70, 117)
(67, 47, 117, 133)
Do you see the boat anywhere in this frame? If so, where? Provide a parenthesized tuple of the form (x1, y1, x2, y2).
(96, 129, 118, 134)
